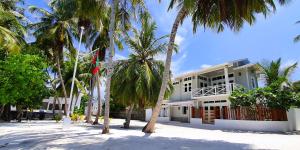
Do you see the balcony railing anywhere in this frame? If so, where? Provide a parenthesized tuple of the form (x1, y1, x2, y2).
(191, 83, 239, 98)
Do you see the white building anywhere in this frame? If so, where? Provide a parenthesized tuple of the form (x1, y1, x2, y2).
(146, 59, 300, 132)
(42, 95, 82, 113)
(146, 59, 259, 124)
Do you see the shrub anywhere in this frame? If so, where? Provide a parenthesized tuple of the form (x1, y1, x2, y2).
(54, 115, 62, 123)
(71, 113, 80, 121)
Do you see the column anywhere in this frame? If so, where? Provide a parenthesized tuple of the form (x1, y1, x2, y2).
(224, 65, 230, 93)
(245, 68, 250, 89)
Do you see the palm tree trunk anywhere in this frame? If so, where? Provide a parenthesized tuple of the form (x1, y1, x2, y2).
(53, 97, 57, 115)
(86, 76, 95, 123)
(142, 8, 187, 133)
(93, 74, 102, 125)
(57, 96, 62, 116)
(123, 104, 134, 129)
(16, 105, 23, 122)
(0, 104, 5, 119)
(102, 0, 118, 134)
(56, 56, 69, 116)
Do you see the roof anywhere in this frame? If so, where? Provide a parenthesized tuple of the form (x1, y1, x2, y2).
(173, 58, 253, 80)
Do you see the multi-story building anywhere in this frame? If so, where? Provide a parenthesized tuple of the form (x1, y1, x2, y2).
(146, 59, 259, 124)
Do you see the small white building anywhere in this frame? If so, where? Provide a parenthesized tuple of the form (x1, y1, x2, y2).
(42, 95, 82, 114)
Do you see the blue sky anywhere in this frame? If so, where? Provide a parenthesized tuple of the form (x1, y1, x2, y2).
(25, 0, 300, 82)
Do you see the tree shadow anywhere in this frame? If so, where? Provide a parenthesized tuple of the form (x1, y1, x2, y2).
(158, 121, 289, 135)
(1, 133, 253, 150)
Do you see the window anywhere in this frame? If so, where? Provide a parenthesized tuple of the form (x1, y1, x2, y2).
(229, 80, 234, 83)
(183, 106, 187, 114)
(198, 76, 207, 81)
(173, 81, 179, 85)
(200, 82, 204, 87)
(184, 84, 187, 92)
(188, 83, 192, 91)
(251, 78, 256, 88)
(238, 72, 242, 76)
(228, 74, 234, 78)
(184, 77, 192, 81)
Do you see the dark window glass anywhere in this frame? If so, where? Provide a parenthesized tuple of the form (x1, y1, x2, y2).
(183, 107, 187, 114)
(200, 82, 204, 87)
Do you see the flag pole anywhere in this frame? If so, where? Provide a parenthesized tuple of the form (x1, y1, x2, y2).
(68, 26, 84, 116)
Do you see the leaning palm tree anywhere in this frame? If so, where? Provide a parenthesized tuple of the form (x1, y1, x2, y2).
(111, 13, 173, 128)
(29, 6, 77, 115)
(258, 58, 297, 87)
(143, 0, 290, 133)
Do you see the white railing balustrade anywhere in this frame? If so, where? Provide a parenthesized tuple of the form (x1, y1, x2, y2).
(191, 83, 239, 98)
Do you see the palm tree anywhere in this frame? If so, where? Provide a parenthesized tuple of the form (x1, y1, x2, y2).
(143, 0, 290, 133)
(93, 74, 103, 125)
(29, 6, 77, 115)
(258, 58, 297, 87)
(111, 13, 173, 128)
(0, 1, 25, 54)
(101, 0, 146, 134)
(294, 20, 300, 42)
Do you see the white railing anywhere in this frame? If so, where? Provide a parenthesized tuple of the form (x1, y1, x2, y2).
(191, 83, 239, 98)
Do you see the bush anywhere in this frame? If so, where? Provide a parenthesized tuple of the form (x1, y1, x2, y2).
(71, 113, 80, 121)
(229, 84, 300, 110)
(54, 115, 62, 123)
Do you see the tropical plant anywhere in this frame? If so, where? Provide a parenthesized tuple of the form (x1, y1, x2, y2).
(0, 54, 49, 121)
(144, 0, 290, 133)
(0, 1, 25, 55)
(257, 58, 297, 87)
(29, 5, 77, 115)
(102, 0, 146, 134)
(230, 83, 300, 111)
(293, 81, 300, 93)
(111, 13, 173, 128)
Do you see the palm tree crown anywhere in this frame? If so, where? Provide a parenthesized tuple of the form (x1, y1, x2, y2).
(258, 58, 298, 86)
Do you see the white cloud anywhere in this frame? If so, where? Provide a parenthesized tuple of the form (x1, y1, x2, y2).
(114, 54, 127, 60)
(171, 53, 187, 76)
(200, 64, 212, 69)
(175, 35, 184, 46)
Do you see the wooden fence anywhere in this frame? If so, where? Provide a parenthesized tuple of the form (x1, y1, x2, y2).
(191, 106, 287, 121)
(228, 106, 287, 121)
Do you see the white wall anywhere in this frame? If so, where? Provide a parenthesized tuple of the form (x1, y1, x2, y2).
(215, 119, 289, 132)
(190, 118, 202, 126)
(287, 108, 300, 131)
(145, 108, 170, 122)
(170, 106, 189, 118)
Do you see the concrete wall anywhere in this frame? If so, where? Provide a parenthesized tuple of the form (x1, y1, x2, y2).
(145, 109, 170, 122)
(234, 69, 249, 88)
(190, 118, 202, 125)
(215, 119, 289, 132)
(287, 108, 300, 131)
(170, 106, 189, 118)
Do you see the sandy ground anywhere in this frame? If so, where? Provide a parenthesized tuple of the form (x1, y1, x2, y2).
(0, 119, 300, 150)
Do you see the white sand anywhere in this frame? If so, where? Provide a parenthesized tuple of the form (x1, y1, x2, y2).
(0, 119, 299, 150)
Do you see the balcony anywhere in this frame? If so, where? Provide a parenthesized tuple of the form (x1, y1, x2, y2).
(191, 83, 239, 99)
